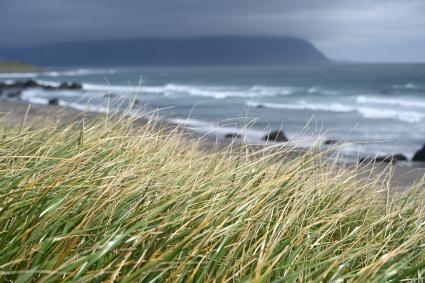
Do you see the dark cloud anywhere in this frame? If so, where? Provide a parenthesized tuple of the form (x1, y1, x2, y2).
(1, 0, 424, 62)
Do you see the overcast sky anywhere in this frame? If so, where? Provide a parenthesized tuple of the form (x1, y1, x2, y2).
(1, 0, 424, 62)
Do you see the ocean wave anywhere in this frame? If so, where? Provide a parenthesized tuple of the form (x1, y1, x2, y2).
(82, 83, 296, 98)
(25, 97, 50, 105)
(42, 69, 116, 77)
(392, 83, 420, 90)
(35, 80, 62, 87)
(0, 69, 116, 80)
(307, 87, 319, 94)
(83, 83, 340, 99)
(246, 100, 424, 123)
(83, 83, 139, 93)
(357, 107, 424, 123)
(246, 101, 355, 113)
(27, 81, 94, 98)
(0, 73, 39, 78)
(158, 84, 296, 98)
(168, 117, 268, 141)
(21, 89, 48, 104)
(356, 95, 425, 108)
(61, 101, 110, 113)
(306, 86, 342, 95)
(21, 90, 113, 113)
(249, 85, 294, 96)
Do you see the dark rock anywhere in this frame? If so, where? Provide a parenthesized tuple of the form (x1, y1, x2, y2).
(23, 79, 39, 88)
(7, 90, 22, 99)
(224, 133, 242, 139)
(412, 144, 425, 162)
(48, 98, 60, 105)
(360, 154, 408, 163)
(324, 139, 338, 145)
(255, 104, 266, 109)
(2, 80, 40, 89)
(42, 85, 56, 90)
(263, 130, 288, 142)
(59, 82, 82, 90)
(1, 80, 83, 91)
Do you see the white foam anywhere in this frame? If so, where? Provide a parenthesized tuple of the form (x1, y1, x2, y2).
(42, 69, 116, 77)
(248, 85, 294, 96)
(168, 118, 213, 128)
(27, 97, 50, 105)
(0, 69, 116, 79)
(0, 73, 38, 78)
(61, 101, 110, 113)
(357, 107, 424, 123)
(308, 87, 318, 94)
(392, 83, 419, 90)
(168, 117, 266, 142)
(82, 83, 296, 98)
(356, 95, 425, 108)
(35, 80, 62, 87)
(83, 83, 139, 93)
(246, 100, 424, 123)
(246, 101, 355, 113)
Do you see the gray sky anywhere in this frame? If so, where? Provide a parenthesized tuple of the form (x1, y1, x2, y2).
(1, 0, 424, 62)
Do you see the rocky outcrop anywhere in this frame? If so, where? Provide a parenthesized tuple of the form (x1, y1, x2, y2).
(324, 139, 338, 145)
(48, 98, 60, 105)
(263, 130, 288, 142)
(59, 82, 82, 90)
(0, 80, 82, 91)
(412, 144, 425, 162)
(360, 154, 408, 163)
(224, 133, 242, 139)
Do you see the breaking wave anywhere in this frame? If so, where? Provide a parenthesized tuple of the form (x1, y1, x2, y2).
(356, 95, 425, 108)
(82, 83, 296, 98)
(392, 83, 419, 90)
(246, 101, 424, 123)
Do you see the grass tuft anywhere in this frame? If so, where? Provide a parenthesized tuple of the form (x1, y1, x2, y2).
(0, 113, 424, 282)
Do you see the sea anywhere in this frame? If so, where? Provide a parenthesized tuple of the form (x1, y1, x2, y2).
(1, 64, 425, 162)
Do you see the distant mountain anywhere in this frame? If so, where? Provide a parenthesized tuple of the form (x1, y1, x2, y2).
(1, 36, 330, 67)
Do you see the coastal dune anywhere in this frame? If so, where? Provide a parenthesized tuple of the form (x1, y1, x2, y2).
(0, 99, 424, 281)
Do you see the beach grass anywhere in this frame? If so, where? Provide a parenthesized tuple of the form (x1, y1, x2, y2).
(0, 113, 424, 282)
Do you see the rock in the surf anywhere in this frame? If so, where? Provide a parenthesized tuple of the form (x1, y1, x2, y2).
(7, 90, 22, 99)
(59, 82, 82, 90)
(224, 133, 242, 139)
(360, 154, 408, 163)
(324, 139, 338, 145)
(48, 98, 60, 105)
(412, 144, 425, 162)
(263, 130, 288, 142)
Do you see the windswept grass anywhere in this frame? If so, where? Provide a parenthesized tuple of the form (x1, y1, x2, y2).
(0, 114, 424, 282)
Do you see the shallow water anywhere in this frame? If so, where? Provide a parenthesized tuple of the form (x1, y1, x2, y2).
(1, 64, 425, 160)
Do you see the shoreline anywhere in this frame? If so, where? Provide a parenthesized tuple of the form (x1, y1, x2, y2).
(1, 98, 424, 191)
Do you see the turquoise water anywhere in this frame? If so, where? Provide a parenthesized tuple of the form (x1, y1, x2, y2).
(1, 64, 425, 159)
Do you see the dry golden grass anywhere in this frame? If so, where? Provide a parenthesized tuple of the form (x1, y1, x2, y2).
(0, 113, 424, 282)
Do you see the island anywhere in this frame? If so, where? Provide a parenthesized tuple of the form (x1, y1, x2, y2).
(0, 61, 42, 73)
